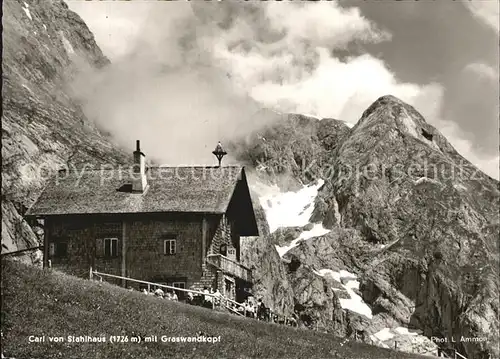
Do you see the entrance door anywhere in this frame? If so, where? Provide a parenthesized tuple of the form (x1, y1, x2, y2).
(224, 278, 235, 300)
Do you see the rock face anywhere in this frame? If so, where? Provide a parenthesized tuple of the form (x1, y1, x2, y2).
(240, 235, 295, 316)
(286, 261, 347, 334)
(230, 114, 351, 190)
(2, 0, 128, 256)
(240, 197, 296, 316)
(233, 96, 499, 358)
(327, 95, 499, 359)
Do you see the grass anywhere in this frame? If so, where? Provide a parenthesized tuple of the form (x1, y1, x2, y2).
(1, 259, 429, 359)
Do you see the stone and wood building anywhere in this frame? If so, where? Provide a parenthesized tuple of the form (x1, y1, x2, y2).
(26, 141, 259, 301)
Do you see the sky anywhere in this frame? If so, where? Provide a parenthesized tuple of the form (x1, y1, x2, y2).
(66, 0, 499, 179)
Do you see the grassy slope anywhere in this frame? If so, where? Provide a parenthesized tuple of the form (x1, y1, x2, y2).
(1, 260, 428, 359)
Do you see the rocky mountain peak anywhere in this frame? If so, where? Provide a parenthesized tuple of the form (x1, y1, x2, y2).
(354, 94, 440, 150)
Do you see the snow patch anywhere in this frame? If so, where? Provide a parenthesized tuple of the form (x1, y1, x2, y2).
(298, 223, 330, 240)
(340, 285, 373, 319)
(400, 115, 419, 138)
(344, 280, 360, 290)
(43, 24, 47, 30)
(275, 244, 292, 258)
(339, 269, 356, 279)
(373, 328, 395, 341)
(342, 120, 355, 128)
(453, 183, 467, 191)
(258, 179, 325, 233)
(414, 177, 440, 185)
(394, 327, 419, 336)
(60, 33, 75, 54)
(275, 224, 330, 257)
(22, 3, 32, 20)
(313, 269, 341, 282)
(369, 326, 437, 355)
(314, 268, 373, 319)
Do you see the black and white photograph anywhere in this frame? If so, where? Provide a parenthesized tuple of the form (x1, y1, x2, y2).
(1, 0, 499, 358)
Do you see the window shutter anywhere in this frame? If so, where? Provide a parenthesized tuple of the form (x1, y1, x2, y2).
(49, 243, 55, 257)
(116, 238, 121, 257)
(104, 239, 111, 257)
(171, 240, 176, 254)
(95, 238, 104, 258)
(111, 239, 118, 257)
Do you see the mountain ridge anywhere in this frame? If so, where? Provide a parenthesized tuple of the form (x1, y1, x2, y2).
(239, 94, 498, 358)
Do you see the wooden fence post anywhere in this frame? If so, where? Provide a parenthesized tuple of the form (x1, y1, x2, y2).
(89, 266, 93, 280)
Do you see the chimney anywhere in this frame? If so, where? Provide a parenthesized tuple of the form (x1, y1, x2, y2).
(132, 140, 147, 193)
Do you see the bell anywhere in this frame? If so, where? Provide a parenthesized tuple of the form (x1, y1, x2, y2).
(212, 141, 227, 167)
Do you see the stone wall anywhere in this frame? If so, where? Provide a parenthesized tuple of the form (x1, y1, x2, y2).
(46, 214, 204, 288)
(125, 216, 203, 288)
(45, 213, 244, 293)
(46, 218, 102, 280)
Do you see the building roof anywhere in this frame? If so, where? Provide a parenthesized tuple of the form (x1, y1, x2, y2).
(27, 166, 250, 217)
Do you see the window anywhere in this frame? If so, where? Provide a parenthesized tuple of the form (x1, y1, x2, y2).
(171, 282, 186, 300)
(164, 239, 176, 255)
(172, 282, 185, 289)
(104, 238, 118, 257)
(49, 242, 67, 257)
(225, 279, 233, 295)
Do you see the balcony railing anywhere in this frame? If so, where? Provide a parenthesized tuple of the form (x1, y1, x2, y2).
(206, 254, 252, 283)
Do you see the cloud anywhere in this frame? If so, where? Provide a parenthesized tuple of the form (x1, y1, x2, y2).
(464, 62, 498, 80)
(208, 2, 442, 128)
(464, 1, 499, 32)
(69, 2, 283, 166)
(66, 1, 154, 60)
(410, 81, 499, 180)
(68, 1, 497, 179)
(69, 1, 393, 165)
(264, 2, 391, 48)
(233, 51, 438, 125)
(436, 61, 499, 162)
(439, 121, 499, 180)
